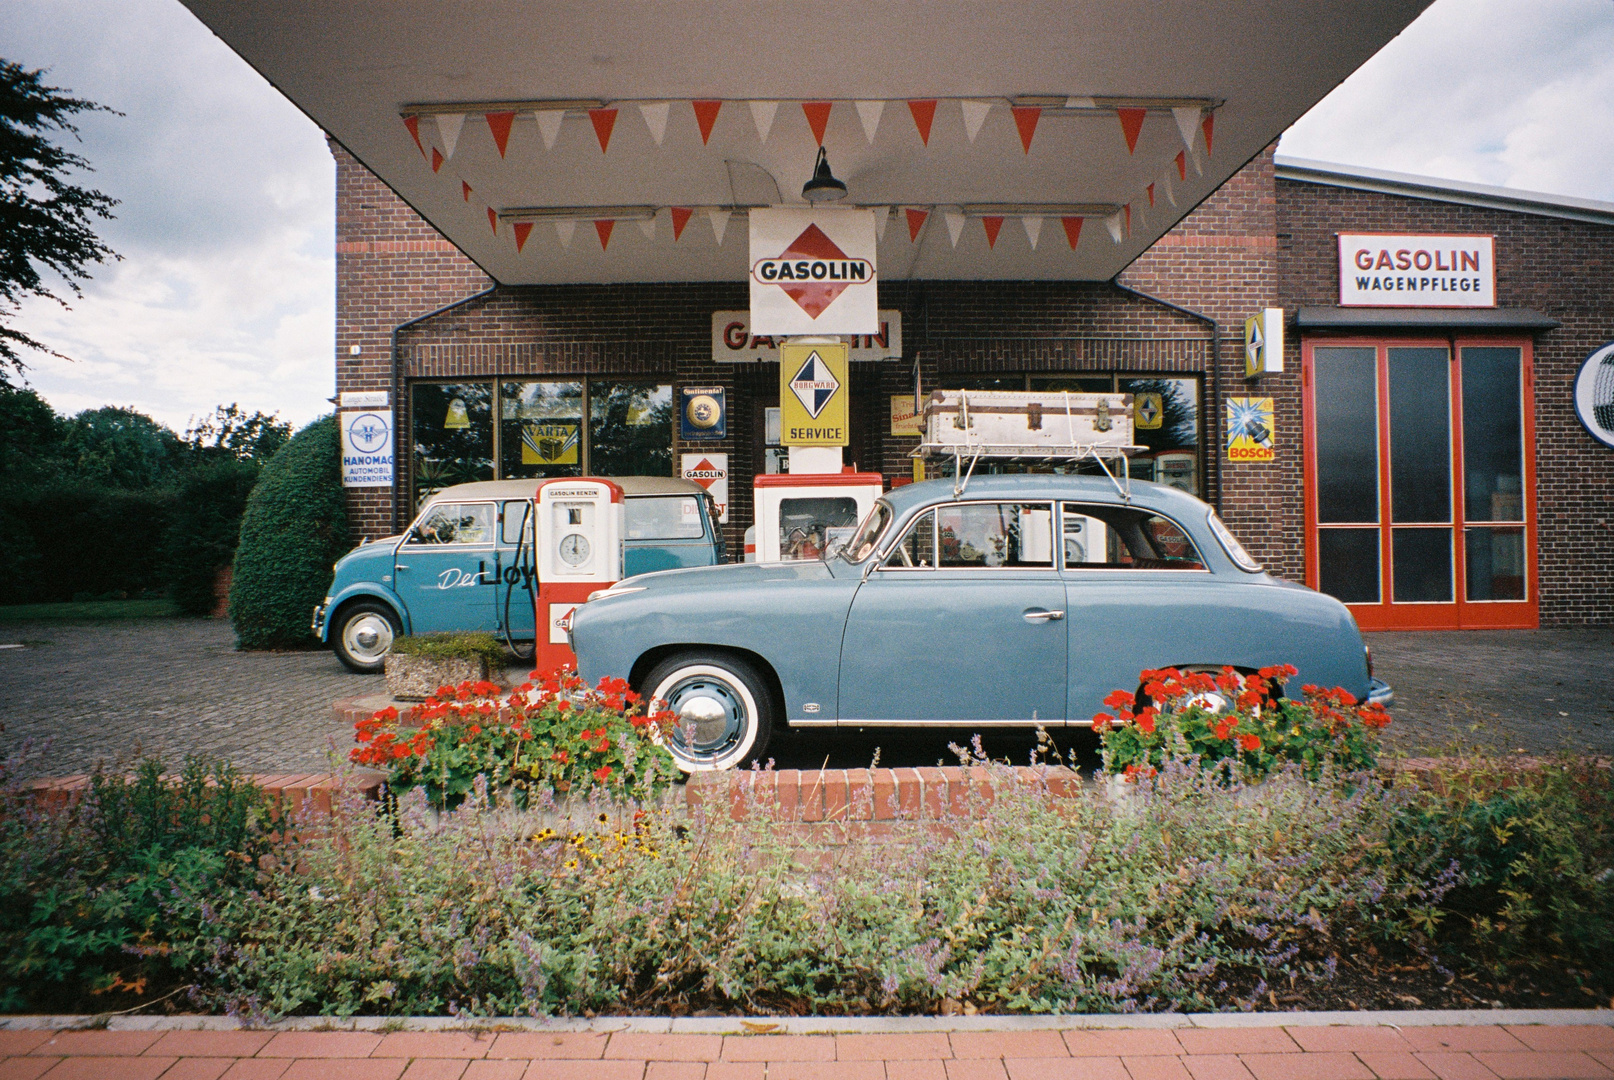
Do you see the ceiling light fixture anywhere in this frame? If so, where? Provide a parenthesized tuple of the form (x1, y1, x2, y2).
(801, 147, 848, 203)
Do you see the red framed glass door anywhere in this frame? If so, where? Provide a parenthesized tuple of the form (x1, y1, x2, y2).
(1301, 337, 1536, 630)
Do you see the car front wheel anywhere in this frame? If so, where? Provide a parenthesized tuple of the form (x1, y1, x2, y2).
(332, 600, 399, 674)
(643, 652, 774, 772)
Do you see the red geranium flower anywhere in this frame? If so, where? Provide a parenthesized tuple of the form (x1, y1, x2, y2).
(593, 765, 613, 782)
(1238, 733, 1262, 752)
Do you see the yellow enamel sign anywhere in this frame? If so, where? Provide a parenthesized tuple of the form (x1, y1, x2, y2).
(779, 341, 849, 446)
(521, 421, 580, 465)
(1225, 397, 1275, 463)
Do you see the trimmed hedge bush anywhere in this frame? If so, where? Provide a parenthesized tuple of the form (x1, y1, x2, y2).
(0, 479, 175, 605)
(229, 416, 351, 648)
(164, 459, 261, 616)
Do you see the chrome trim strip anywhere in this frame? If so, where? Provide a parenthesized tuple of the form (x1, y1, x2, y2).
(815, 718, 1072, 728)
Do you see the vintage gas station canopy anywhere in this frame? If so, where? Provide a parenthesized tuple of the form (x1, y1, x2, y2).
(180, 0, 1432, 285)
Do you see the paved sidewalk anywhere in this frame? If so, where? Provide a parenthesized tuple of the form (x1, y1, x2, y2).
(3, 1014, 1613, 1080)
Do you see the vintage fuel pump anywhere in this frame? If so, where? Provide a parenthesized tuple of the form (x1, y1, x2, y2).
(534, 478, 624, 675)
(751, 471, 885, 562)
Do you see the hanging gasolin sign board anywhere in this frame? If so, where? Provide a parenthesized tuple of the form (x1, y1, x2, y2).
(749, 208, 878, 335)
(712, 309, 902, 361)
(779, 341, 849, 446)
(1338, 234, 1495, 307)
(340, 411, 394, 487)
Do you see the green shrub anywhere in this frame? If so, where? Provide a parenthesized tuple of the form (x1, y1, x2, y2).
(390, 631, 510, 666)
(230, 415, 351, 648)
(0, 479, 175, 605)
(163, 459, 261, 616)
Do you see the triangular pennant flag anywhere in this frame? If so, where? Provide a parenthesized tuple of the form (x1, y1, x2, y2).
(487, 206, 499, 234)
(1146, 182, 1155, 208)
(595, 219, 615, 250)
(1201, 112, 1215, 154)
(1022, 215, 1043, 250)
(944, 211, 965, 247)
(435, 113, 465, 158)
(961, 100, 991, 143)
(1105, 212, 1123, 243)
(873, 205, 891, 242)
(636, 216, 657, 240)
(638, 102, 669, 145)
(1011, 106, 1041, 153)
(981, 215, 1004, 248)
(1061, 216, 1083, 249)
(1116, 107, 1145, 154)
(461, 180, 473, 202)
(403, 115, 426, 157)
(430, 147, 444, 173)
(802, 101, 832, 145)
(513, 221, 533, 253)
(1172, 106, 1200, 150)
(485, 111, 516, 157)
(692, 100, 722, 145)
(1175, 150, 1187, 181)
(534, 110, 564, 149)
(856, 100, 885, 143)
(555, 219, 575, 248)
(906, 207, 929, 242)
(589, 108, 618, 152)
(708, 208, 731, 245)
(1124, 204, 1132, 235)
(1191, 146, 1203, 175)
(906, 99, 937, 145)
(749, 100, 778, 142)
(670, 206, 694, 240)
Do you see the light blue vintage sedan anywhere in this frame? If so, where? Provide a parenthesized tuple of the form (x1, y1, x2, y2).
(570, 474, 1391, 771)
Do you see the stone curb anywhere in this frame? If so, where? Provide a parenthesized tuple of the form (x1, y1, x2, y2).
(2, 1009, 1609, 1033)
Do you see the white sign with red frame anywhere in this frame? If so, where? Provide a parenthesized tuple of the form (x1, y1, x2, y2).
(749, 208, 879, 335)
(1338, 233, 1495, 308)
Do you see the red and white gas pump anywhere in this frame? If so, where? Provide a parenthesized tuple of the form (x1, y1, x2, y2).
(534, 478, 624, 675)
(751, 470, 885, 562)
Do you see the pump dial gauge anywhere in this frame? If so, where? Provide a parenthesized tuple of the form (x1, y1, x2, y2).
(559, 532, 590, 566)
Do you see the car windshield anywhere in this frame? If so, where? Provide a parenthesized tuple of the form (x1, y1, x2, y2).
(844, 500, 893, 562)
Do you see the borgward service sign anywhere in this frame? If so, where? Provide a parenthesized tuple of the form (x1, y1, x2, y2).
(749, 207, 879, 335)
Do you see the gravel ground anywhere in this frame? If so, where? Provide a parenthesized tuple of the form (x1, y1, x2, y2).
(1, 617, 1609, 778)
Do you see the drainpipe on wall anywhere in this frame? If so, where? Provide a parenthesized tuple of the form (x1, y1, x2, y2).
(1109, 282, 1222, 514)
(388, 285, 499, 531)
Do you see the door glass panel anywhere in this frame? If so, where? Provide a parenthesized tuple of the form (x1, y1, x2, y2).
(1388, 348, 1451, 523)
(501, 381, 584, 480)
(936, 503, 1054, 568)
(411, 382, 494, 508)
(1392, 527, 1453, 602)
(1312, 347, 1379, 523)
(1461, 347, 1524, 522)
(1318, 528, 1380, 603)
(1465, 526, 1526, 601)
(589, 382, 674, 477)
(883, 510, 936, 568)
(410, 503, 496, 546)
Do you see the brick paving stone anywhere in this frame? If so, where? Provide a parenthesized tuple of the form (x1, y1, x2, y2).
(156, 1059, 235, 1080)
(1176, 1032, 1300, 1057)
(1067, 1032, 1186, 1057)
(487, 1033, 608, 1059)
(0, 1035, 51, 1057)
(606, 1035, 721, 1062)
(643, 1063, 705, 1080)
(1240, 1052, 1375, 1080)
(1123, 1056, 1195, 1080)
(1356, 1052, 1438, 1080)
(1183, 1056, 1259, 1080)
(1285, 1030, 1412, 1055)
(279, 1061, 407, 1080)
(29, 1034, 162, 1058)
(37, 1057, 174, 1080)
(260, 1033, 383, 1059)
(951, 1031, 1071, 1059)
(0, 1060, 58, 1080)
(1595, 1053, 1614, 1072)
(372, 1033, 492, 1059)
(461, 1063, 527, 1080)
(518, 1062, 645, 1080)
(763, 1064, 884, 1080)
(219, 1061, 291, 1080)
(837, 1033, 954, 1060)
(702, 1065, 764, 1080)
(718, 1036, 835, 1062)
(887, 1063, 948, 1080)
(399, 1061, 471, 1080)
(1469, 1052, 1613, 1079)
(1501, 1028, 1614, 1053)
(1003, 1058, 1129, 1080)
(1412, 1053, 1501, 1080)
(946, 1061, 1010, 1080)
(146, 1033, 274, 1058)
(1402, 1032, 1527, 1055)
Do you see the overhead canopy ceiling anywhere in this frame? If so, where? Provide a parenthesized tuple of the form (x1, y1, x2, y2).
(180, 0, 1431, 285)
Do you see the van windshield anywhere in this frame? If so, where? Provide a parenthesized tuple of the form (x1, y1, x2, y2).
(626, 495, 706, 540)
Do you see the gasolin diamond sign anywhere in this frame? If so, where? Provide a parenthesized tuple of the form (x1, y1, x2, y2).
(749, 208, 878, 335)
(779, 341, 849, 446)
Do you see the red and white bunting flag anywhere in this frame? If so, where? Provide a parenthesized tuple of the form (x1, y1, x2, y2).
(589, 108, 618, 152)
(961, 100, 991, 143)
(749, 101, 778, 142)
(708, 208, 731, 245)
(1146, 183, 1155, 208)
(1061, 216, 1083, 249)
(1116, 108, 1146, 154)
(1124, 204, 1132, 234)
(555, 220, 575, 248)
(1011, 106, 1041, 153)
(1172, 107, 1200, 151)
(1175, 151, 1187, 181)
(435, 113, 465, 158)
(802, 102, 832, 145)
(907, 99, 937, 146)
(513, 221, 534, 253)
(856, 100, 885, 143)
(462, 180, 473, 202)
(485, 111, 516, 157)
(430, 147, 444, 173)
(1162, 171, 1175, 206)
(402, 115, 426, 157)
(905, 207, 930, 242)
(595, 220, 615, 250)
(637, 216, 657, 240)
(944, 211, 966, 247)
(670, 206, 694, 240)
(982, 215, 1004, 248)
(1105, 212, 1123, 243)
(639, 102, 670, 146)
(534, 109, 564, 150)
(487, 207, 499, 234)
(1022, 216, 1043, 250)
(1201, 113, 1215, 154)
(873, 205, 892, 242)
(692, 100, 722, 145)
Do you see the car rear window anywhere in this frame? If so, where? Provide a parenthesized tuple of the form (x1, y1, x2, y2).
(626, 495, 705, 540)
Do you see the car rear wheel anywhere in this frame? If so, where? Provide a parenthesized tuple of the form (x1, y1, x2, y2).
(332, 600, 399, 674)
(643, 652, 774, 772)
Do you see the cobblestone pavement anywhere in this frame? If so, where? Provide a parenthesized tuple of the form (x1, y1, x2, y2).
(1, 618, 1610, 778)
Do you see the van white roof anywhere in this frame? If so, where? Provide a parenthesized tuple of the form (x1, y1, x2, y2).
(424, 476, 708, 502)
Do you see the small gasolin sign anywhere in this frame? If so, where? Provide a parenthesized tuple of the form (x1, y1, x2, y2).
(749, 208, 878, 335)
(779, 341, 849, 447)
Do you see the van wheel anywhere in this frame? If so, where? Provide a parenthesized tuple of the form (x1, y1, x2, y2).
(643, 651, 774, 772)
(332, 601, 399, 673)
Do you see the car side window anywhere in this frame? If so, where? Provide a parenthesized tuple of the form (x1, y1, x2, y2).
(626, 496, 705, 540)
(500, 501, 533, 546)
(410, 502, 496, 545)
(1060, 504, 1205, 569)
(882, 510, 936, 568)
(935, 503, 1054, 569)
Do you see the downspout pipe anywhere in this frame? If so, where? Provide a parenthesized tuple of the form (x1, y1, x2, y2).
(388, 285, 499, 530)
(1109, 282, 1223, 513)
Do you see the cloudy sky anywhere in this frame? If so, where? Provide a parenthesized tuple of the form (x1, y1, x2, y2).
(2, 0, 1612, 432)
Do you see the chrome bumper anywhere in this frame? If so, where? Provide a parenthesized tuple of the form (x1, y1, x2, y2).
(311, 601, 329, 639)
(1367, 677, 1394, 708)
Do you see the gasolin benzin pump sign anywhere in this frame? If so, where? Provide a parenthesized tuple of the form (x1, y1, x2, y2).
(749, 208, 878, 335)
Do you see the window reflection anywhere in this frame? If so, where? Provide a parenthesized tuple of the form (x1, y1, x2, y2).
(501, 381, 583, 480)
(411, 382, 494, 507)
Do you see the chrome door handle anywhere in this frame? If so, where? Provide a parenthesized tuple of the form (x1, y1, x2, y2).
(1024, 609, 1065, 622)
(395, 564, 409, 571)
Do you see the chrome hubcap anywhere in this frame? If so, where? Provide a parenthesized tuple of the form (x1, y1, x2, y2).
(665, 677, 745, 761)
(344, 614, 394, 663)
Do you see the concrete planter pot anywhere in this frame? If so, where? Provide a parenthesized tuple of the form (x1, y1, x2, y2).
(383, 652, 492, 701)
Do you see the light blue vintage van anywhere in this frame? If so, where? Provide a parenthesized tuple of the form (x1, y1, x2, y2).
(313, 477, 724, 672)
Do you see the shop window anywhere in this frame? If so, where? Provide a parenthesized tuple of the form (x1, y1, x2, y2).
(589, 382, 674, 477)
(501, 381, 584, 480)
(412, 383, 494, 507)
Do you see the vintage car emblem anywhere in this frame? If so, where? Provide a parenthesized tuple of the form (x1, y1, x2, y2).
(750, 224, 874, 319)
(788, 350, 842, 418)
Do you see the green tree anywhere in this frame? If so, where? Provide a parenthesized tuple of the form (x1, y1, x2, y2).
(0, 61, 120, 385)
(183, 403, 292, 466)
(62, 405, 181, 489)
(0, 382, 65, 477)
